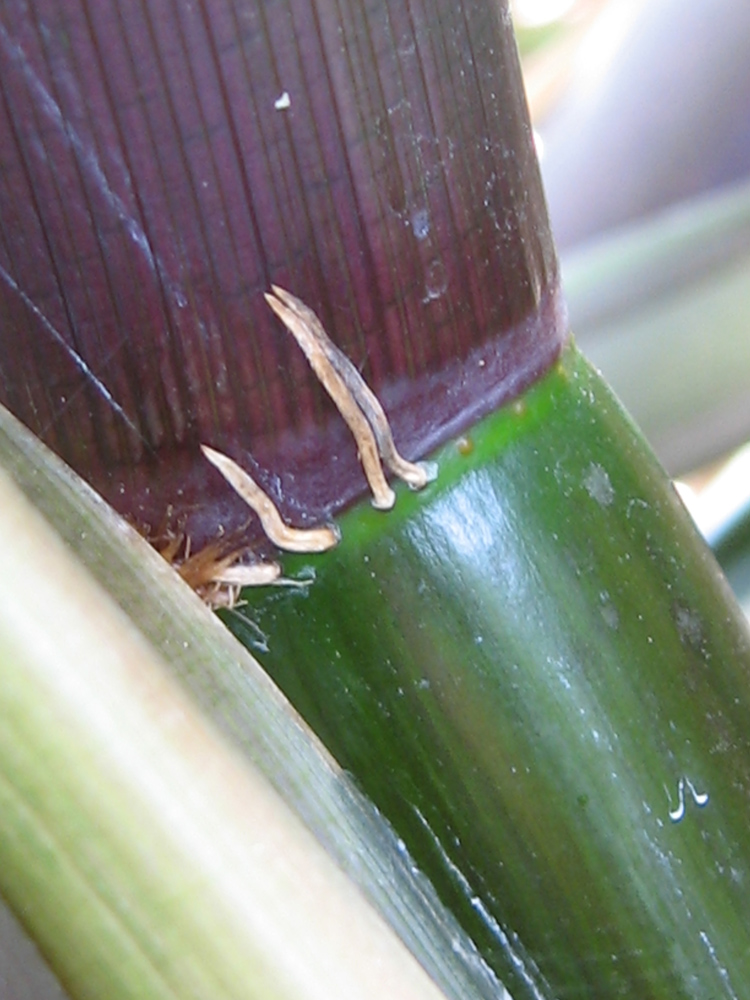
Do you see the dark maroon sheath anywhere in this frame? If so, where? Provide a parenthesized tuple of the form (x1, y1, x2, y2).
(0, 0, 566, 541)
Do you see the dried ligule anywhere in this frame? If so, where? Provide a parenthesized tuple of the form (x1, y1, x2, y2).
(151, 526, 281, 610)
(201, 445, 340, 552)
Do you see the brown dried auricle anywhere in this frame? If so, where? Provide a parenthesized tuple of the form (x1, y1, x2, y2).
(265, 286, 437, 508)
(170, 287, 437, 608)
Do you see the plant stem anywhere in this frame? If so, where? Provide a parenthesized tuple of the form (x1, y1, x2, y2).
(230, 343, 750, 999)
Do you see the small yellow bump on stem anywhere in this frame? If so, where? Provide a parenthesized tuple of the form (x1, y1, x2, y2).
(201, 445, 340, 552)
(455, 435, 474, 456)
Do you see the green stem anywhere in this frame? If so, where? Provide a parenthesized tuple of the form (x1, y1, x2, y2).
(230, 343, 750, 999)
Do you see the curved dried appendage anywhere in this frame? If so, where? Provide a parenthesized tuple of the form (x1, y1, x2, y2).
(268, 287, 437, 492)
(198, 567, 279, 611)
(201, 445, 340, 553)
(189, 558, 283, 610)
(268, 286, 435, 509)
(264, 288, 395, 510)
(327, 369, 437, 490)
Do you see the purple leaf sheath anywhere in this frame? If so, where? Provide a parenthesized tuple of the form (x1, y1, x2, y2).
(0, 0, 566, 542)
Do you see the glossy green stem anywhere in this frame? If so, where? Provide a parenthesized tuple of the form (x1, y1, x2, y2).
(229, 344, 750, 1000)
